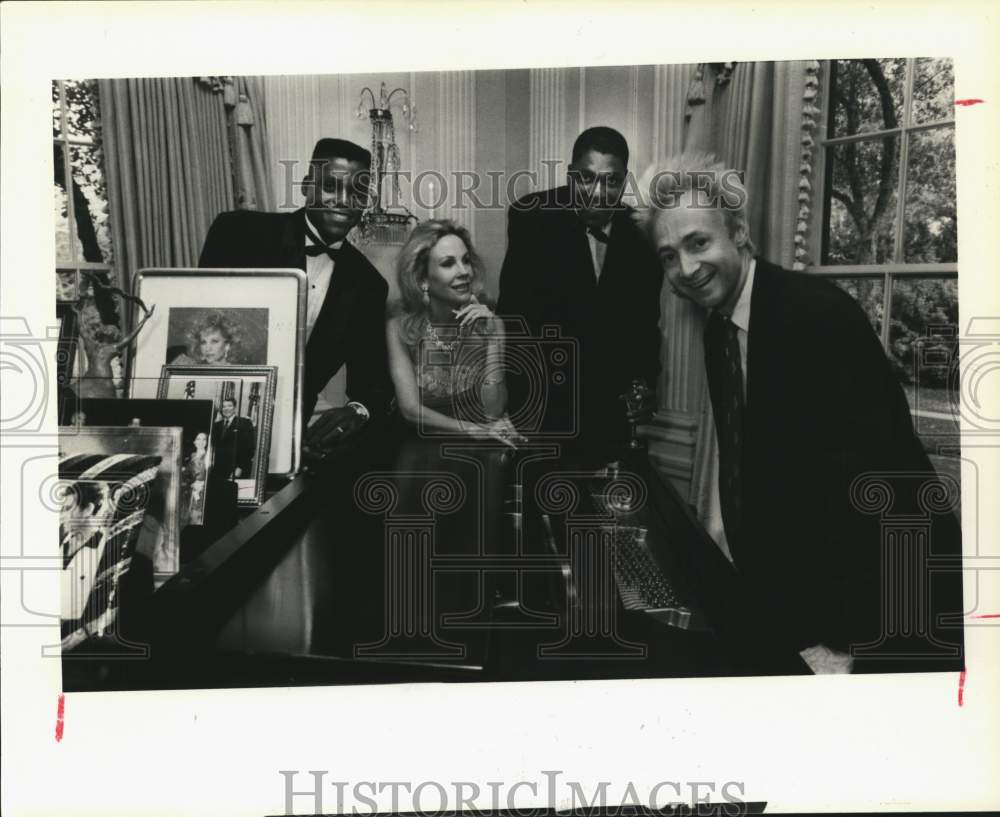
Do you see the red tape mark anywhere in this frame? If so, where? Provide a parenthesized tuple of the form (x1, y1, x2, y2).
(55, 694, 65, 742)
(970, 613, 1000, 619)
(955, 99, 985, 106)
(958, 670, 967, 706)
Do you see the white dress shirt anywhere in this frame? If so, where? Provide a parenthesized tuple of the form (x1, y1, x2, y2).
(302, 216, 370, 424)
(303, 213, 343, 341)
(704, 257, 756, 563)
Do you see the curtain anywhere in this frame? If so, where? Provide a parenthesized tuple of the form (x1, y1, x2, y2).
(230, 77, 275, 212)
(683, 61, 816, 515)
(99, 76, 273, 294)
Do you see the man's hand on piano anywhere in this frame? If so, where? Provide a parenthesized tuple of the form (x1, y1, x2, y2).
(799, 643, 854, 675)
(303, 405, 367, 457)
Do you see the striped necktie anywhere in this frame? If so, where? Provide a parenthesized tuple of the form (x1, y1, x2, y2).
(704, 311, 745, 561)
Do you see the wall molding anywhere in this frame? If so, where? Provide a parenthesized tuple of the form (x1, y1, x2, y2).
(436, 71, 476, 233)
(529, 68, 568, 190)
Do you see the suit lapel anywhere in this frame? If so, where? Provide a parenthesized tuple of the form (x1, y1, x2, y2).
(563, 211, 597, 291)
(745, 258, 784, 421)
(595, 208, 632, 293)
(279, 209, 308, 270)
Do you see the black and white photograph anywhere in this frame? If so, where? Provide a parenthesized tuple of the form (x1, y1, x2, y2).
(57, 458, 159, 655)
(46, 56, 967, 689)
(70, 397, 216, 528)
(128, 268, 305, 476)
(158, 365, 277, 506)
(56, 425, 183, 589)
(164, 306, 269, 366)
(3, 3, 999, 817)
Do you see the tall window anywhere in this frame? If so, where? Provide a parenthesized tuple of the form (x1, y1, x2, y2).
(813, 58, 958, 482)
(53, 79, 114, 301)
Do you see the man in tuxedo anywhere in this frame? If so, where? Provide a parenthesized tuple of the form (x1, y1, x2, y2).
(497, 126, 663, 460)
(199, 138, 393, 451)
(212, 397, 256, 479)
(637, 151, 963, 674)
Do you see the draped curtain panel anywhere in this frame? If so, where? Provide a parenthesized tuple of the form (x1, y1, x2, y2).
(230, 77, 275, 213)
(682, 61, 814, 514)
(99, 76, 273, 293)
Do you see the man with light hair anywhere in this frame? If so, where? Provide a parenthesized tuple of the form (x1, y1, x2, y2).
(636, 152, 962, 675)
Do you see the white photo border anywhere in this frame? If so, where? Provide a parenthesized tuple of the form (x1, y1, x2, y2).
(128, 268, 305, 478)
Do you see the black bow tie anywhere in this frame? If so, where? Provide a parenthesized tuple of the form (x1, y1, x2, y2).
(305, 243, 340, 261)
(303, 219, 342, 260)
(588, 226, 610, 244)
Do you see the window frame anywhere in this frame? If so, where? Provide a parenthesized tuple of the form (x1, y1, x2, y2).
(53, 79, 114, 301)
(807, 58, 957, 351)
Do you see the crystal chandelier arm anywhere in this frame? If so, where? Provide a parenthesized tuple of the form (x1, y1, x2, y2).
(385, 88, 409, 106)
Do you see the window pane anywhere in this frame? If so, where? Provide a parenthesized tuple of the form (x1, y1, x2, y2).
(891, 277, 960, 487)
(911, 57, 954, 124)
(888, 277, 958, 385)
(56, 270, 79, 302)
(904, 126, 957, 263)
(822, 136, 900, 264)
(53, 144, 77, 264)
(830, 277, 885, 337)
(63, 79, 100, 143)
(52, 81, 62, 138)
(828, 58, 906, 138)
(69, 144, 113, 264)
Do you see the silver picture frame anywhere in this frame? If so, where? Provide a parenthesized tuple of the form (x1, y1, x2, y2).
(57, 425, 184, 589)
(128, 268, 306, 478)
(157, 364, 278, 508)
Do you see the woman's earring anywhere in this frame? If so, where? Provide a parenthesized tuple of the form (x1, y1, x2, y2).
(421, 285, 430, 306)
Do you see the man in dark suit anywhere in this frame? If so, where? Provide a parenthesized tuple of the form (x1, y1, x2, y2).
(497, 126, 663, 460)
(638, 151, 963, 674)
(199, 138, 393, 451)
(212, 397, 256, 479)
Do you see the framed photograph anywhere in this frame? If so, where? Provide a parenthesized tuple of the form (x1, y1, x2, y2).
(157, 365, 278, 507)
(57, 450, 162, 652)
(57, 425, 183, 589)
(163, 307, 270, 366)
(129, 268, 305, 478)
(69, 397, 216, 527)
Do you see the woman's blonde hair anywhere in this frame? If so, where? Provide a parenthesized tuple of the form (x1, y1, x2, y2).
(186, 310, 241, 362)
(394, 219, 488, 345)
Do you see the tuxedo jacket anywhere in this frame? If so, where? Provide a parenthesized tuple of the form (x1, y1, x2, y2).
(728, 259, 963, 666)
(212, 415, 255, 477)
(199, 208, 393, 423)
(497, 187, 663, 450)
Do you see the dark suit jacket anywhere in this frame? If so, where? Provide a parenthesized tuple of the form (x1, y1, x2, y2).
(729, 259, 963, 668)
(497, 187, 663, 452)
(199, 208, 393, 423)
(212, 415, 255, 478)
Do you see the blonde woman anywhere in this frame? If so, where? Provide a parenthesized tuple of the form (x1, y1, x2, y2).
(386, 219, 524, 448)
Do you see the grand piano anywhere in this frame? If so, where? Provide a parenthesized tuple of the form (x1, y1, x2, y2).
(62, 423, 811, 692)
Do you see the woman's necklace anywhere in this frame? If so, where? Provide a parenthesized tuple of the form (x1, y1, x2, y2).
(424, 320, 459, 352)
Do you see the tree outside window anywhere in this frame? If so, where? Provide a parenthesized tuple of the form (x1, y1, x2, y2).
(53, 79, 114, 301)
(813, 58, 958, 483)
